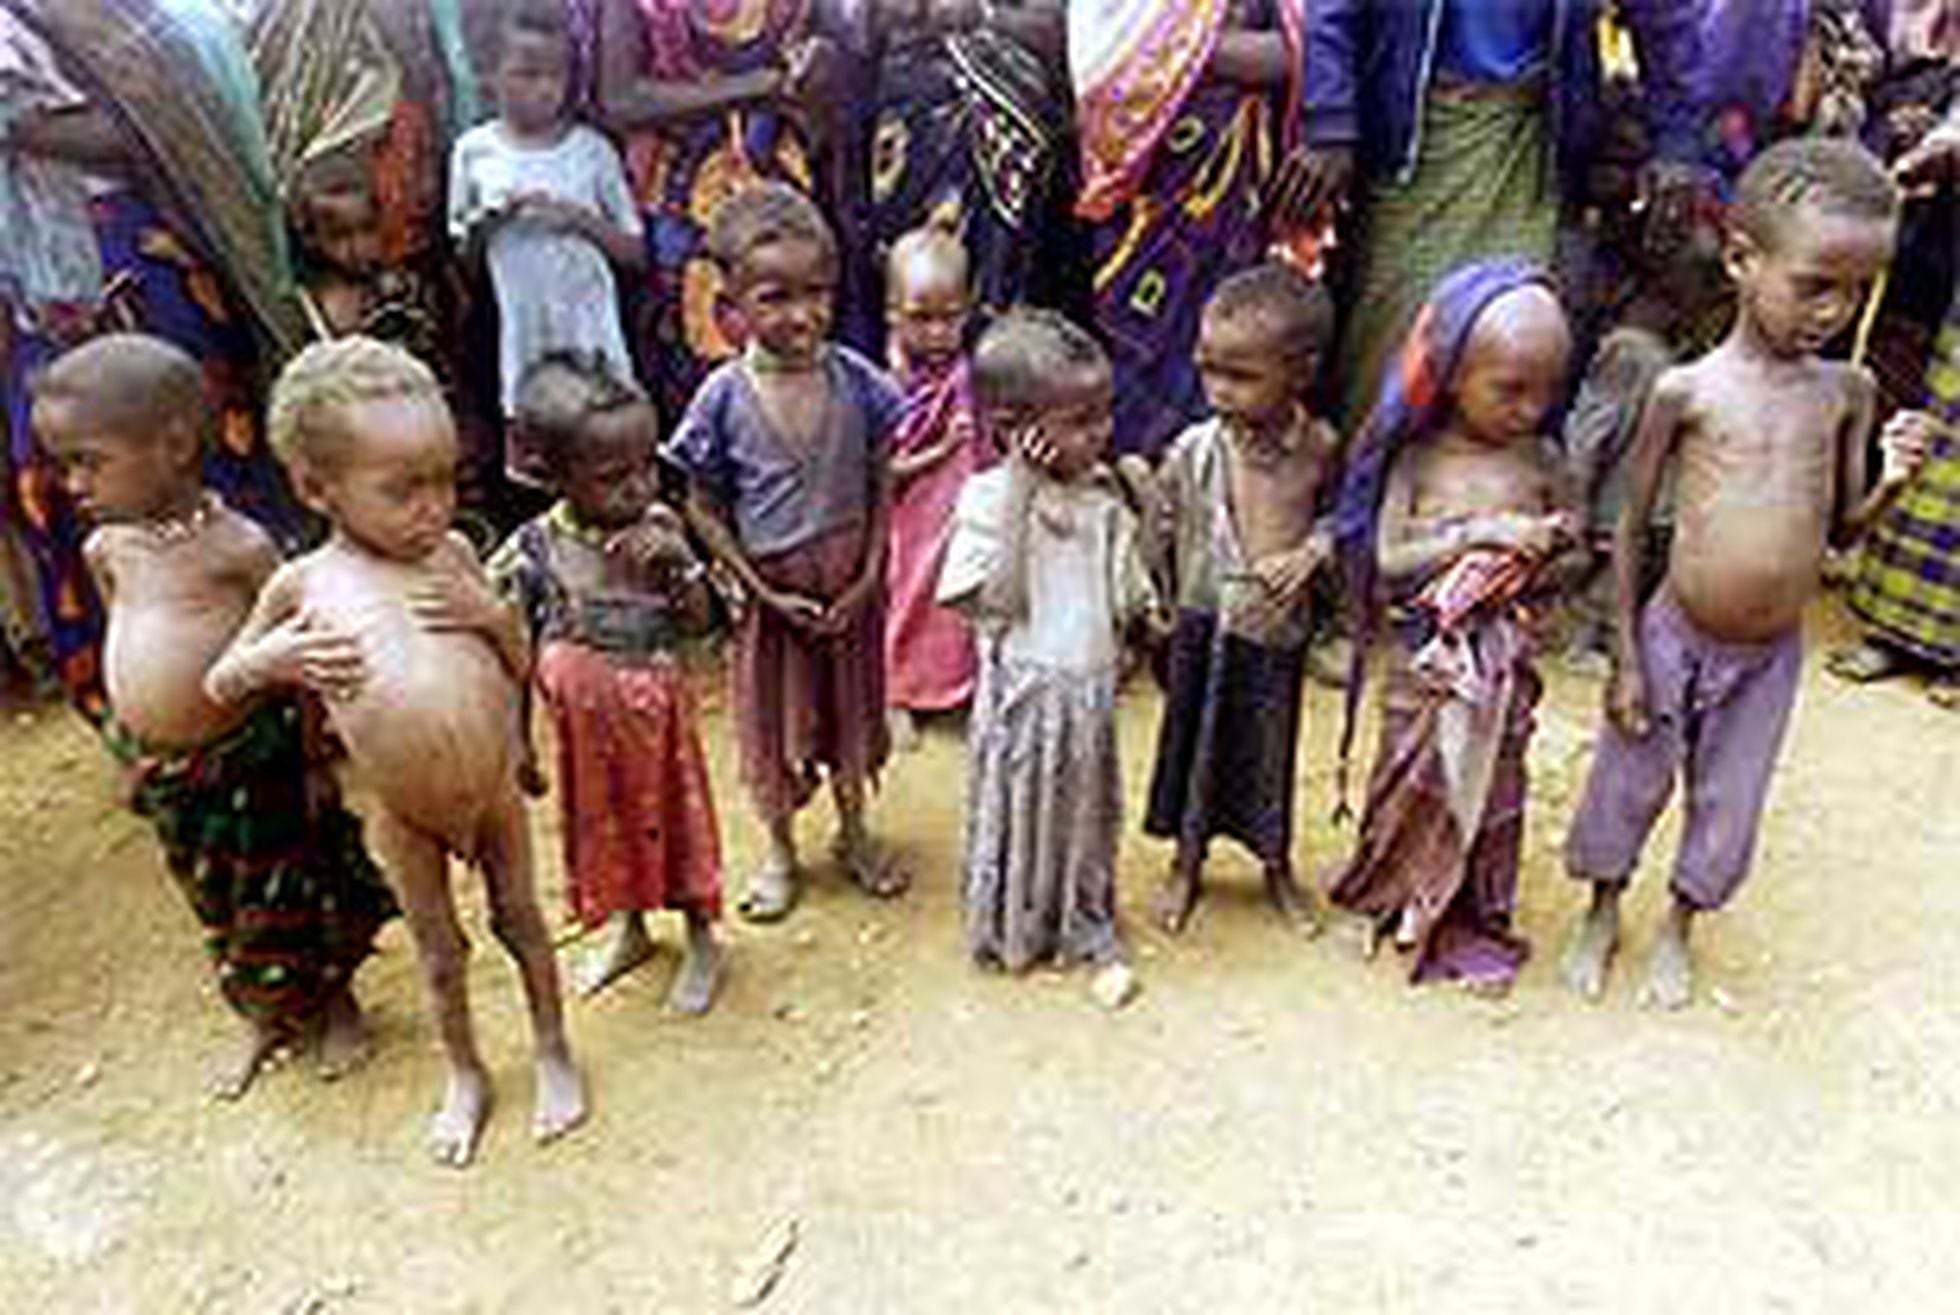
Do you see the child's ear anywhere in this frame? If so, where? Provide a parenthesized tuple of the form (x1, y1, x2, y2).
(1721, 226, 1760, 287)
(288, 456, 335, 517)
(160, 416, 204, 474)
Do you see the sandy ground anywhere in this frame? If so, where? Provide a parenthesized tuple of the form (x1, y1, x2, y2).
(2, 600, 1958, 1314)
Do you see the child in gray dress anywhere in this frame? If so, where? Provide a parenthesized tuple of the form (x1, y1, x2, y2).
(937, 310, 1162, 1010)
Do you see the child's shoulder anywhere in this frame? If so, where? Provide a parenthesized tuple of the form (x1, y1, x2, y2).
(828, 344, 900, 394)
(451, 120, 505, 160)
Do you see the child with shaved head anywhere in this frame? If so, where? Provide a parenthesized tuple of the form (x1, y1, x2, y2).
(33, 334, 397, 1101)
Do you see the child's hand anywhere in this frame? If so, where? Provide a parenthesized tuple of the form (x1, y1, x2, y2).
(253, 608, 367, 702)
(1252, 538, 1330, 605)
(1878, 410, 1937, 488)
(608, 507, 694, 578)
(762, 587, 830, 631)
(410, 570, 507, 641)
(1607, 660, 1652, 738)
(510, 192, 591, 235)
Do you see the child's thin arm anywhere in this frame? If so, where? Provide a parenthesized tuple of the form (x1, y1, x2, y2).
(1375, 458, 1535, 584)
(1605, 372, 1689, 736)
(978, 460, 1036, 622)
(512, 196, 647, 270)
(679, 484, 827, 627)
(1833, 369, 1928, 546)
(205, 566, 363, 706)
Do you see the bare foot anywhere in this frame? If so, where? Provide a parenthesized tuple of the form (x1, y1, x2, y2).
(738, 859, 800, 924)
(1559, 897, 1621, 1002)
(575, 914, 658, 998)
(532, 1048, 587, 1145)
(834, 832, 910, 900)
(887, 707, 920, 753)
(210, 1019, 283, 1102)
(1153, 867, 1201, 935)
(666, 927, 723, 1016)
(315, 988, 371, 1083)
(1264, 865, 1324, 938)
(429, 1066, 492, 1168)
(1638, 918, 1696, 1011)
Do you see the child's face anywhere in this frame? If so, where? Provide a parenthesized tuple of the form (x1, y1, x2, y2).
(561, 404, 660, 531)
(730, 237, 837, 367)
(1451, 287, 1572, 448)
(1195, 308, 1303, 441)
(35, 397, 199, 523)
(1028, 367, 1114, 482)
(888, 257, 970, 374)
(1728, 205, 1897, 358)
(303, 185, 384, 278)
(497, 29, 569, 135)
(304, 394, 459, 562)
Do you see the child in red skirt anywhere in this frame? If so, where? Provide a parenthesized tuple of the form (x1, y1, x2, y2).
(492, 351, 724, 1011)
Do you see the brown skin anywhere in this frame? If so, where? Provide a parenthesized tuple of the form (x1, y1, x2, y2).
(544, 413, 722, 1008)
(1153, 307, 1342, 935)
(208, 394, 584, 1167)
(1377, 287, 1579, 591)
(886, 242, 975, 492)
(678, 236, 907, 910)
(1563, 204, 1927, 1012)
(35, 394, 361, 1099)
(595, 0, 838, 137)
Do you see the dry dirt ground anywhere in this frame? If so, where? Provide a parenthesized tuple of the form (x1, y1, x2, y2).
(2, 601, 1957, 1314)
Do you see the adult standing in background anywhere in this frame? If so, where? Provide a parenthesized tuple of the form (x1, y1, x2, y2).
(1300, 0, 1708, 429)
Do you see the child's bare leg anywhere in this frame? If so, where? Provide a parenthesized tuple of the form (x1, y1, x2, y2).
(372, 809, 491, 1167)
(832, 772, 909, 898)
(314, 984, 370, 1082)
(667, 909, 723, 1016)
(575, 911, 657, 998)
(1639, 898, 1697, 1011)
(479, 798, 586, 1144)
(1153, 849, 1204, 935)
(1559, 880, 1624, 1001)
(740, 809, 801, 922)
(887, 707, 920, 753)
(1263, 860, 1323, 937)
(210, 1014, 284, 1102)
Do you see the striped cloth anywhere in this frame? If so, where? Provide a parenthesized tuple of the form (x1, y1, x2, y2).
(1337, 82, 1559, 429)
(1850, 309, 1960, 668)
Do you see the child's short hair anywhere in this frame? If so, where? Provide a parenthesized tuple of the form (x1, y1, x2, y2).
(34, 333, 210, 444)
(1205, 262, 1335, 366)
(1732, 137, 1900, 251)
(268, 335, 444, 470)
(495, 0, 571, 65)
(971, 308, 1111, 422)
(513, 349, 653, 475)
(707, 181, 837, 276)
(885, 226, 970, 303)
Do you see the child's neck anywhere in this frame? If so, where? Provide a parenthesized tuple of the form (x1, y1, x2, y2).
(1726, 310, 1815, 372)
(745, 337, 824, 377)
(500, 116, 569, 149)
(140, 485, 218, 541)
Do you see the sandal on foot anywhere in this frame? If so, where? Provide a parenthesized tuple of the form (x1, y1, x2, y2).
(1826, 642, 1902, 684)
(833, 837, 911, 899)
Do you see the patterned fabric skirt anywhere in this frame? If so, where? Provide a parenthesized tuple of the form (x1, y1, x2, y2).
(1143, 610, 1306, 868)
(108, 699, 399, 1028)
(1329, 657, 1540, 987)
(1850, 305, 1960, 669)
(537, 641, 723, 926)
(962, 648, 1123, 972)
(1338, 84, 1559, 428)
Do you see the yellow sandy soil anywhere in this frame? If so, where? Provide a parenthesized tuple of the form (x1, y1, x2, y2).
(2, 602, 1957, 1314)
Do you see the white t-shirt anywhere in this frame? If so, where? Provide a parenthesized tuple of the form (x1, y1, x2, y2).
(448, 121, 642, 414)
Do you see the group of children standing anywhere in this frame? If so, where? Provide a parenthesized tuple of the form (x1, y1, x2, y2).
(29, 107, 1935, 1165)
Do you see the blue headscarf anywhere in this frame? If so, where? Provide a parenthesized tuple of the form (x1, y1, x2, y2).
(1332, 257, 1556, 816)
